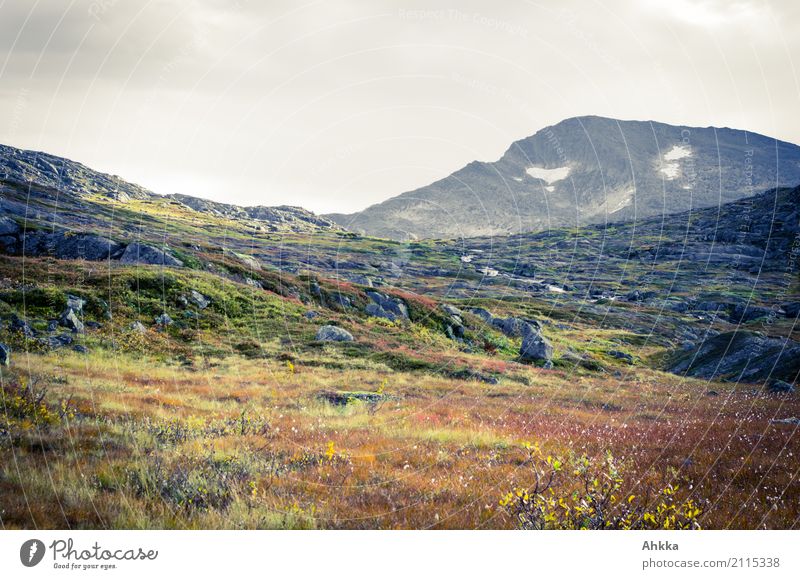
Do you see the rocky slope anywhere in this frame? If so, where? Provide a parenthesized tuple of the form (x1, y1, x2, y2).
(327, 116, 800, 239)
(0, 143, 338, 233)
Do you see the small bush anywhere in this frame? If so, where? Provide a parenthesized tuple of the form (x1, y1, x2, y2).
(499, 444, 702, 530)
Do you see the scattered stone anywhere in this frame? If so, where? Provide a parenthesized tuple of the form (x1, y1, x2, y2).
(130, 321, 147, 333)
(9, 315, 34, 337)
(154, 313, 173, 327)
(608, 350, 634, 364)
(771, 417, 800, 425)
(319, 390, 386, 406)
(0, 343, 10, 366)
(47, 320, 59, 332)
(706, 390, 719, 396)
(72, 345, 88, 354)
(315, 325, 354, 342)
(45, 334, 73, 349)
(468, 307, 540, 338)
(85, 321, 103, 330)
(304, 310, 319, 320)
(365, 291, 408, 321)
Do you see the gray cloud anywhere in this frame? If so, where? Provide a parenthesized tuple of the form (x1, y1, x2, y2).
(0, 0, 798, 213)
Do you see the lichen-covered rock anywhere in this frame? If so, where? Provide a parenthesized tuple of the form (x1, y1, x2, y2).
(315, 325, 354, 342)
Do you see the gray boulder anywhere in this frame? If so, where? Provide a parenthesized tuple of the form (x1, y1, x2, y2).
(781, 302, 800, 318)
(767, 380, 796, 394)
(44, 334, 73, 349)
(60, 309, 84, 333)
(130, 321, 147, 333)
(0, 343, 10, 366)
(520, 330, 554, 364)
(315, 325, 354, 342)
(440, 304, 465, 340)
(468, 307, 540, 338)
(188, 290, 210, 309)
(9, 315, 34, 337)
(119, 242, 183, 267)
(365, 291, 408, 321)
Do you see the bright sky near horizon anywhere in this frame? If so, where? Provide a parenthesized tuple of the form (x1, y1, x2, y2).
(1, 0, 798, 213)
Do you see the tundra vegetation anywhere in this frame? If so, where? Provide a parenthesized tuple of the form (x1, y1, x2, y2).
(0, 147, 798, 529)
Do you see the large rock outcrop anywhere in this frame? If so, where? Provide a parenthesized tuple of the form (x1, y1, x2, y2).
(667, 331, 800, 385)
(119, 242, 183, 267)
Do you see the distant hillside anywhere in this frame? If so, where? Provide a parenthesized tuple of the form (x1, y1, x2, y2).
(327, 116, 800, 239)
(0, 143, 338, 234)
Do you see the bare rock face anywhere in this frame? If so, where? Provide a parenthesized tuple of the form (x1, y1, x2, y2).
(315, 325, 354, 342)
(14, 232, 124, 261)
(119, 242, 183, 267)
(667, 330, 800, 385)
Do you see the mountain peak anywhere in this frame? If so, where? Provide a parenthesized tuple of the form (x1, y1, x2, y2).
(328, 117, 800, 240)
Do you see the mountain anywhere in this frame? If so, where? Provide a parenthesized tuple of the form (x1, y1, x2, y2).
(327, 116, 800, 239)
(0, 143, 339, 234)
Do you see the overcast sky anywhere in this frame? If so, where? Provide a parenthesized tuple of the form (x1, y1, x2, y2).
(1, 0, 798, 213)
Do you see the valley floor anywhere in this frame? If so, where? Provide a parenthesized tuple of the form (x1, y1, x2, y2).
(2, 349, 798, 529)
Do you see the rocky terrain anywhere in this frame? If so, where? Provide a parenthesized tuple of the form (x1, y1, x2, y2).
(0, 141, 798, 530)
(327, 116, 800, 239)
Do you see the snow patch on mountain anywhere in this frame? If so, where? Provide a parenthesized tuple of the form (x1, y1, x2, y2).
(525, 166, 570, 184)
